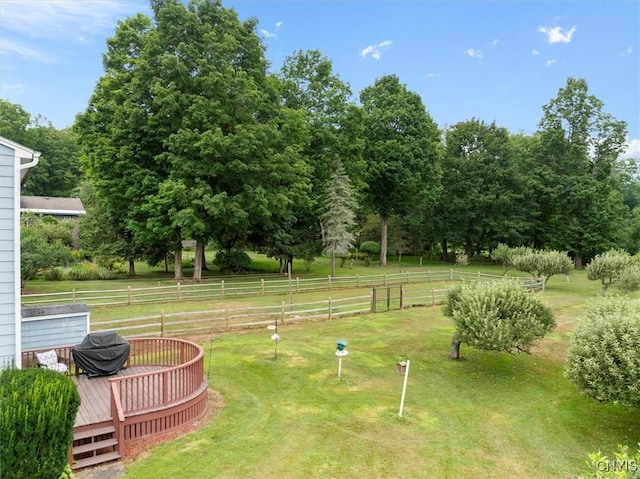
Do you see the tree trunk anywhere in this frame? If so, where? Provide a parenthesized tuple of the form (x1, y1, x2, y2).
(174, 245, 184, 280)
(192, 239, 204, 281)
(450, 334, 461, 360)
(573, 253, 583, 269)
(380, 214, 388, 267)
(441, 238, 449, 262)
(330, 248, 336, 278)
(128, 259, 136, 277)
(202, 248, 209, 270)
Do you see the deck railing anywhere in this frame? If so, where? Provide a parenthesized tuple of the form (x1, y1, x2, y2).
(108, 338, 208, 444)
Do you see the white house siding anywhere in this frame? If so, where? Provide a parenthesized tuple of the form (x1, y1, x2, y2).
(0, 143, 17, 367)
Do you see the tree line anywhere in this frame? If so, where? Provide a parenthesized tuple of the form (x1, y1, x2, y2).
(2, 0, 638, 280)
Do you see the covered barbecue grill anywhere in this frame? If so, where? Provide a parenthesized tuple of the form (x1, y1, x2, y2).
(72, 332, 130, 377)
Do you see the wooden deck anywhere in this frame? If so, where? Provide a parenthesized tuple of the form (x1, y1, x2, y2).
(73, 366, 164, 427)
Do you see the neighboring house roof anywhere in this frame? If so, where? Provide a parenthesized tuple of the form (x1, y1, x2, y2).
(21, 196, 86, 217)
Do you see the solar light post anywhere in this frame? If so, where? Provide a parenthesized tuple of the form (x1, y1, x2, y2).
(267, 319, 280, 359)
(335, 340, 348, 379)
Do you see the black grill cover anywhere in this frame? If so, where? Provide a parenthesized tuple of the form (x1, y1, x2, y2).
(72, 332, 130, 377)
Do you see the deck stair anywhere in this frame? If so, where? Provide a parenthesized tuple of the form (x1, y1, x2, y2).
(71, 421, 121, 470)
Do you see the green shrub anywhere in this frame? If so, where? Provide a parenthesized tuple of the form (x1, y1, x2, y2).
(359, 241, 380, 259)
(586, 249, 633, 293)
(579, 444, 640, 478)
(213, 250, 252, 273)
(67, 263, 99, 281)
(618, 264, 640, 294)
(443, 279, 556, 357)
(565, 297, 640, 406)
(59, 464, 74, 479)
(0, 368, 80, 479)
(43, 267, 65, 281)
(512, 249, 573, 285)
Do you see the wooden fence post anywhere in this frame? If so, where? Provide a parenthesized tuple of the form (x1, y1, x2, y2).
(432, 288, 436, 306)
(160, 310, 165, 337)
(400, 284, 404, 310)
(127, 285, 132, 306)
(296, 277, 300, 293)
(72, 289, 76, 303)
(281, 301, 286, 324)
(328, 297, 332, 320)
(221, 280, 225, 299)
(357, 274, 360, 288)
(177, 282, 181, 303)
(328, 275, 332, 290)
(226, 304, 230, 332)
(261, 278, 265, 295)
(370, 290, 375, 313)
(450, 269, 454, 281)
(406, 271, 410, 284)
(384, 274, 387, 286)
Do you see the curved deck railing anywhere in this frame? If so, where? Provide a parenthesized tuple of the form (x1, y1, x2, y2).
(109, 338, 208, 445)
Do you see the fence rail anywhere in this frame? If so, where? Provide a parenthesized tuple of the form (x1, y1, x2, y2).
(84, 276, 543, 338)
(22, 270, 542, 308)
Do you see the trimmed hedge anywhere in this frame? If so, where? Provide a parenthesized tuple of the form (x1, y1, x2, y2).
(0, 368, 80, 479)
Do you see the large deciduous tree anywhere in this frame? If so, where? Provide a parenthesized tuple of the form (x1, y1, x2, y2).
(76, 0, 311, 280)
(0, 99, 81, 197)
(278, 50, 363, 270)
(360, 75, 442, 266)
(436, 119, 527, 260)
(535, 77, 628, 267)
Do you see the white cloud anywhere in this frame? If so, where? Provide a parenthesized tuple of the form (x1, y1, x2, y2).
(466, 48, 482, 59)
(546, 59, 557, 67)
(491, 38, 499, 47)
(261, 29, 277, 38)
(275, 21, 283, 29)
(621, 139, 640, 159)
(539, 25, 576, 44)
(622, 46, 633, 56)
(1, 82, 24, 92)
(426, 72, 440, 78)
(0, 0, 138, 40)
(532, 49, 539, 56)
(360, 40, 392, 60)
(0, 38, 57, 63)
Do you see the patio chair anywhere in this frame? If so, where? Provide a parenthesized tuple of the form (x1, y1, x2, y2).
(34, 350, 69, 374)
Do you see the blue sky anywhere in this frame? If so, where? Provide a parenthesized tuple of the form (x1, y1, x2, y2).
(1, 0, 638, 157)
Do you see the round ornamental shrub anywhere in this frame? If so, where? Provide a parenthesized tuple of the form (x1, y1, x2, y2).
(0, 367, 80, 479)
(359, 241, 380, 258)
(443, 279, 556, 355)
(213, 250, 252, 273)
(565, 297, 640, 406)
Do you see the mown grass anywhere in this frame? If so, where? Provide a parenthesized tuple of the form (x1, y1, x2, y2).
(116, 269, 639, 479)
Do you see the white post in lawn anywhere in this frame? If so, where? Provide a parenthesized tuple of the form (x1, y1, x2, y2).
(398, 359, 410, 418)
(335, 340, 348, 380)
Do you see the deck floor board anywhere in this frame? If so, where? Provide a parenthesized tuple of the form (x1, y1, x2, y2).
(72, 366, 164, 427)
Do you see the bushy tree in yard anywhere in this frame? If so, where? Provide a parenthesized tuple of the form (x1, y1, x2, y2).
(586, 249, 634, 293)
(618, 264, 640, 294)
(512, 250, 574, 285)
(0, 368, 80, 479)
(566, 297, 640, 406)
(490, 244, 532, 274)
(359, 241, 380, 265)
(443, 279, 556, 359)
(20, 214, 76, 282)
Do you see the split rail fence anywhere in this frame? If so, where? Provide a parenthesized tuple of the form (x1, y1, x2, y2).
(29, 272, 544, 338)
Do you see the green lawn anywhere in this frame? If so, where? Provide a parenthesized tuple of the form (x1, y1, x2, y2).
(118, 273, 639, 479)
